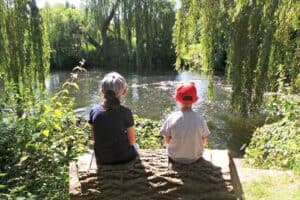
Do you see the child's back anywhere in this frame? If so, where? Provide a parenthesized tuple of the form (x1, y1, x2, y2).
(89, 104, 136, 165)
(161, 82, 210, 164)
(89, 72, 137, 166)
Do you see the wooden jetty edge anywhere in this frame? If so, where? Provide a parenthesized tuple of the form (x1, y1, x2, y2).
(70, 149, 244, 200)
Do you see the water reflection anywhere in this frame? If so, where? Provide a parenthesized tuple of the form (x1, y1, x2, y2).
(46, 70, 217, 120)
(45, 74, 61, 91)
(130, 75, 139, 104)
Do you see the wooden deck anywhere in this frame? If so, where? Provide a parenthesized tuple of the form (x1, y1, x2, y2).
(70, 149, 244, 200)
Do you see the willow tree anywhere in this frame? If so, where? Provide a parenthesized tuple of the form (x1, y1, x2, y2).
(227, 0, 261, 114)
(173, 0, 228, 97)
(173, 0, 197, 70)
(267, 0, 300, 93)
(134, 0, 143, 69)
(199, 0, 227, 97)
(0, 0, 8, 78)
(173, 0, 299, 116)
(84, 0, 175, 70)
(84, 0, 120, 65)
(173, 0, 227, 71)
(134, 0, 175, 70)
(227, 0, 299, 115)
(226, 0, 281, 114)
(0, 0, 49, 95)
(121, 0, 135, 60)
(200, 0, 219, 73)
(41, 4, 85, 69)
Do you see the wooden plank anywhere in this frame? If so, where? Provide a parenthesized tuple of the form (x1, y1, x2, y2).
(70, 149, 238, 199)
(69, 161, 82, 197)
(77, 151, 97, 173)
(228, 151, 245, 200)
(204, 149, 230, 171)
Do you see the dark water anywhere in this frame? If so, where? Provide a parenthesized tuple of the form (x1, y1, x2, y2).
(46, 69, 262, 156)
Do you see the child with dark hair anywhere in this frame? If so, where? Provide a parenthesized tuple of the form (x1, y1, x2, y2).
(89, 72, 139, 166)
(161, 82, 210, 164)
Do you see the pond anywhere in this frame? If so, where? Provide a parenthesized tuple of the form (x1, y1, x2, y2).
(46, 69, 262, 156)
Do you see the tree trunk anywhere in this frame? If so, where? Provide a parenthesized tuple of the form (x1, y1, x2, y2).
(135, 0, 143, 71)
(101, 0, 120, 64)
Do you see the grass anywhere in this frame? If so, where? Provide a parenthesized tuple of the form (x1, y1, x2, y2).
(243, 173, 300, 200)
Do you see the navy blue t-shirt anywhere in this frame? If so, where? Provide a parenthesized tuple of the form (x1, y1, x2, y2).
(89, 104, 136, 165)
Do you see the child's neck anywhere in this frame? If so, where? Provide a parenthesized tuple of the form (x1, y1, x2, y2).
(180, 107, 192, 112)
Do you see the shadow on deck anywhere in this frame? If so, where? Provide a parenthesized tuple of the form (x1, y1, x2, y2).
(70, 149, 243, 200)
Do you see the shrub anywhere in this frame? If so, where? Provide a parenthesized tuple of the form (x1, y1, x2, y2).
(245, 90, 300, 171)
(134, 115, 163, 149)
(245, 119, 300, 171)
(0, 82, 89, 199)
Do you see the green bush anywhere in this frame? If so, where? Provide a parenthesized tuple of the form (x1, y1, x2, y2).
(245, 91, 300, 171)
(0, 87, 89, 199)
(245, 119, 300, 171)
(134, 115, 163, 149)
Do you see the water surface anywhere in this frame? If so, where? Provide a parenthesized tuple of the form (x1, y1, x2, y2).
(46, 69, 259, 155)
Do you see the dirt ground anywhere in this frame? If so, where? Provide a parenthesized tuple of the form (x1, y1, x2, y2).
(70, 149, 237, 200)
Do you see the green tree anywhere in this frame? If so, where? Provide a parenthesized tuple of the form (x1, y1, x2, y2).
(173, 0, 299, 115)
(0, 0, 50, 95)
(84, 0, 175, 70)
(84, 0, 120, 66)
(0, 1, 88, 198)
(41, 4, 86, 69)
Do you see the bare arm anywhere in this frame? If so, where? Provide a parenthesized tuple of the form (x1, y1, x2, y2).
(202, 136, 208, 147)
(163, 135, 172, 145)
(90, 125, 95, 140)
(127, 126, 136, 145)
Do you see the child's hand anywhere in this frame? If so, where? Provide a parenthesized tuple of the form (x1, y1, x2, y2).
(90, 127, 95, 140)
(202, 136, 208, 147)
(133, 143, 140, 153)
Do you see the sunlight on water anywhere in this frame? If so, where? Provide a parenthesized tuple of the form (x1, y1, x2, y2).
(46, 70, 216, 120)
(45, 74, 61, 91)
(130, 75, 140, 104)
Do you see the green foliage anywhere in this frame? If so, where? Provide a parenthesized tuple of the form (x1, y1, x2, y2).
(245, 90, 300, 171)
(245, 119, 300, 171)
(173, 0, 299, 116)
(84, 0, 176, 69)
(268, 0, 300, 94)
(1, 1, 90, 192)
(1, 0, 50, 94)
(173, 0, 228, 72)
(0, 74, 89, 199)
(41, 4, 86, 69)
(227, 0, 299, 114)
(40, 1, 176, 70)
(134, 115, 163, 149)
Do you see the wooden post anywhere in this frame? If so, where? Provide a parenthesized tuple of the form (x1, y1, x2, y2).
(228, 151, 244, 200)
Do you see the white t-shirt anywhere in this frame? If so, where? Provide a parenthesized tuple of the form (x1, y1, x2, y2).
(160, 110, 210, 164)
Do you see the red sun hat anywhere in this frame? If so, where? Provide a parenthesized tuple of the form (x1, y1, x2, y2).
(175, 82, 198, 104)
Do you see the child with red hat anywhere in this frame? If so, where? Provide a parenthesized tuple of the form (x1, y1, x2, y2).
(160, 82, 210, 164)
